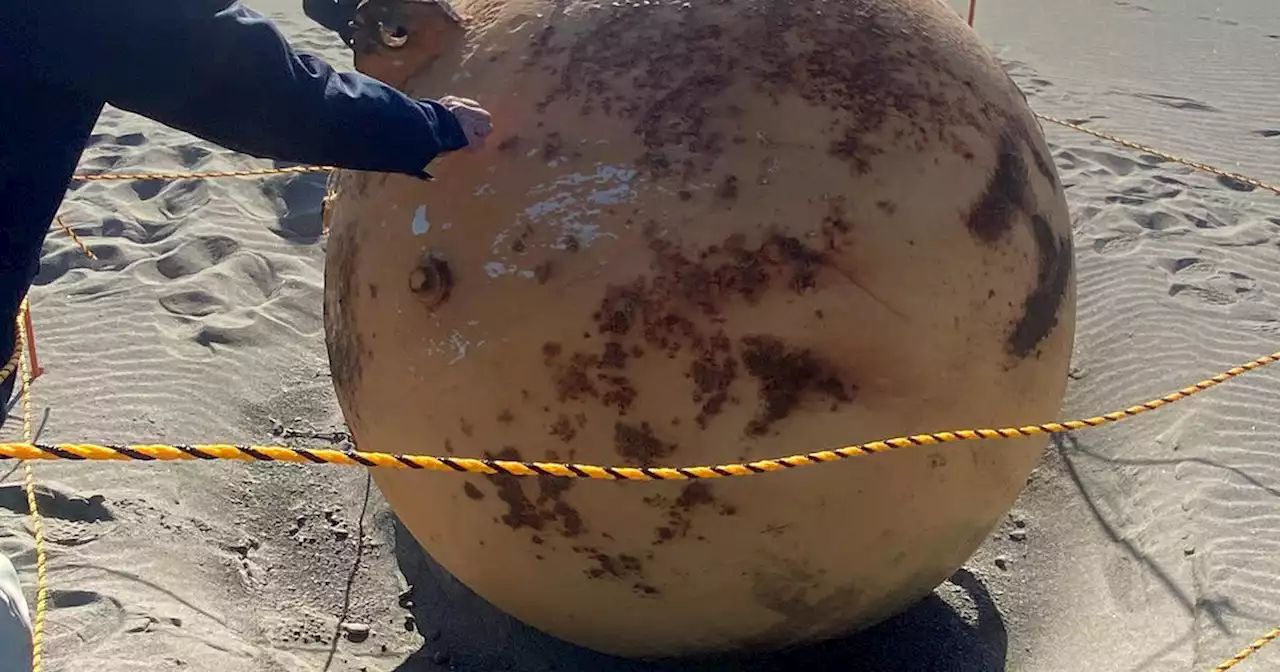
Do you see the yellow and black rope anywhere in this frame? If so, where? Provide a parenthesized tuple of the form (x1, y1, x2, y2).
(2, 349, 1277, 480)
(14, 303, 49, 672)
(1215, 626, 1280, 671)
(1033, 113, 1280, 197)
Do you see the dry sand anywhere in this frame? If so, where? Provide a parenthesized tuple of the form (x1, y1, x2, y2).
(2, 0, 1278, 670)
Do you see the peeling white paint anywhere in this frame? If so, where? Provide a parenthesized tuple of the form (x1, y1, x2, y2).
(483, 163, 642, 259)
(447, 330, 470, 365)
(442, 222, 455, 230)
(484, 261, 517, 278)
(533, 164, 638, 192)
(474, 183, 495, 197)
(411, 205, 430, 236)
(589, 183, 632, 205)
(523, 191, 578, 220)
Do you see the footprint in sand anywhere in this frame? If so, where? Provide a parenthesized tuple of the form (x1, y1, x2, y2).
(1216, 175, 1256, 193)
(1130, 210, 1183, 231)
(1103, 182, 1182, 208)
(1160, 256, 1257, 306)
(172, 143, 212, 167)
(157, 180, 212, 219)
(44, 589, 127, 652)
(1057, 147, 1155, 180)
(156, 251, 282, 315)
(1091, 231, 1141, 256)
(98, 216, 180, 246)
(0, 483, 116, 546)
(153, 236, 241, 280)
(1159, 257, 1216, 279)
(36, 209, 190, 285)
(146, 236, 286, 348)
(158, 259, 281, 312)
(157, 290, 226, 318)
(90, 132, 147, 148)
(130, 179, 165, 201)
(130, 178, 212, 219)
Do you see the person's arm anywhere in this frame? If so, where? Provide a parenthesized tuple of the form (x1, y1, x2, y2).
(23, 0, 469, 178)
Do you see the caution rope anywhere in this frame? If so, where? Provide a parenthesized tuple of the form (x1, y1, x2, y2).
(15, 303, 48, 672)
(1, 349, 1276, 481)
(1033, 113, 1280, 197)
(1215, 627, 1280, 671)
(53, 217, 97, 260)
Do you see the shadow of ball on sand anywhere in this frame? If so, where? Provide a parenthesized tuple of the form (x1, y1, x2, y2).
(389, 519, 1008, 672)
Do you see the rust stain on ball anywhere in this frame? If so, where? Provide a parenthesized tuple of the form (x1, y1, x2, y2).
(483, 447, 585, 538)
(739, 336, 855, 437)
(963, 126, 1073, 359)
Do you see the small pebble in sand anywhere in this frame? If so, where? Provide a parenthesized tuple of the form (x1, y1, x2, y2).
(1009, 529, 1027, 542)
(995, 556, 1011, 570)
(341, 622, 371, 643)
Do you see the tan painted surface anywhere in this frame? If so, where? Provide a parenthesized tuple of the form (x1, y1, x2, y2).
(322, 0, 1077, 658)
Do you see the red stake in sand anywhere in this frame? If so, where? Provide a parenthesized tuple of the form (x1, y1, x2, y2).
(21, 307, 43, 382)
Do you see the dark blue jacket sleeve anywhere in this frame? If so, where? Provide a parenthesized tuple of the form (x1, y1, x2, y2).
(12, 0, 469, 178)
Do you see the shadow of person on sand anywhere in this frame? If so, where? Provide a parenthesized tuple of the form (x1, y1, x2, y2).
(389, 519, 1007, 672)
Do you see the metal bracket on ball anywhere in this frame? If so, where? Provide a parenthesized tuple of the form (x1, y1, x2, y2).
(351, 0, 464, 53)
